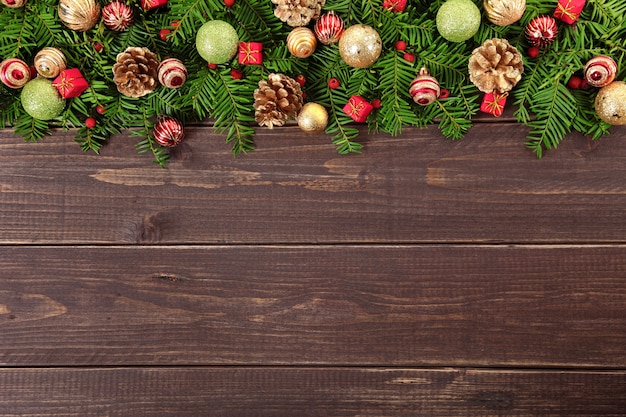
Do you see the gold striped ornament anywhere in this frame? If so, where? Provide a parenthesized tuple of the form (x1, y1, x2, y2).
(0, 58, 31, 88)
(409, 67, 441, 106)
(158, 58, 187, 89)
(34, 47, 67, 78)
(484, 0, 526, 26)
(58, 0, 101, 32)
(287, 27, 317, 58)
(584, 55, 618, 88)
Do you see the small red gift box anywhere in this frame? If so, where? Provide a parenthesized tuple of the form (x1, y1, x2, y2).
(383, 0, 407, 12)
(343, 95, 374, 123)
(52, 68, 89, 99)
(554, 0, 585, 24)
(480, 92, 508, 117)
(141, 0, 168, 10)
(238, 42, 263, 65)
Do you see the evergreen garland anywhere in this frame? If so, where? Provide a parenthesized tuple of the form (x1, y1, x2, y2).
(0, 0, 624, 166)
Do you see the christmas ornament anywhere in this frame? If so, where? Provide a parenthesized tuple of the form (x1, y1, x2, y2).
(1, 0, 26, 7)
(297, 102, 328, 133)
(34, 47, 67, 79)
(141, 0, 167, 10)
(112, 47, 159, 98)
(0, 58, 31, 89)
(342, 95, 373, 122)
(253, 73, 304, 128)
(153, 116, 185, 147)
(85, 117, 96, 128)
(436, 0, 481, 42)
(409, 67, 441, 106)
(52, 68, 89, 98)
(271, 0, 324, 27)
(468, 38, 524, 93)
(238, 42, 263, 65)
(484, 0, 525, 26)
(58, 0, 101, 32)
(554, 0, 585, 24)
(196, 20, 239, 64)
(480, 92, 508, 117)
(525, 16, 558, 47)
(102, 1, 134, 32)
(383, 0, 406, 13)
(595, 81, 626, 125)
(338, 24, 382, 68)
(287, 27, 317, 59)
(583, 56, 617, 88)
(20, 78, 66, 120)
(314, 11, 344, 45)
(157, 58, 187, 89)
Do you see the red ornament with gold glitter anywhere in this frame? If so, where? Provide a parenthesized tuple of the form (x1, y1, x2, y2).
(238, 42, 263, 65)
(342, 95, 373, 122)
(554, 0, 585, 24)
(525, 15, 558, 47)
(383, 0, 406, 12)
(1, 0, 27, 7)
(153, 116, 185, 147)
(141, 0, 167, 10)
(583, 55, 617, 88)
(480, 92, 508, 117)
(0, 58, 31, 89)
(314, 12, 344, 45)
(409, 67, 441, 106)
(157, 58, 187, 89)
(52, 68, 89, 98)
(102, 1, 134, 32)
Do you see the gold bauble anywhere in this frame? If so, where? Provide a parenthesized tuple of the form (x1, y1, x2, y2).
(595, 81, 626, 125)
(58, 0, 101, 32)
(338, 24, 382, 68)
(287, 27, 317, 59)
(34, 47, 67, 78)
(484, 0, 526, 26)
(297, 102, 328, 133)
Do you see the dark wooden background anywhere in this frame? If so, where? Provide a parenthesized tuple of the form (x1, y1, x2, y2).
(1, 118, 626, 416)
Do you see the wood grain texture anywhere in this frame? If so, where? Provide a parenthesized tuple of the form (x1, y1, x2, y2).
(0, 125, 625, 244)
(2, 245, 625, 367)
(2, 367, 626, 416)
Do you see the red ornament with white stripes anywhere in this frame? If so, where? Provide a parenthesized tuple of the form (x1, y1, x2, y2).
(0, 58, 31, 89)
(314, 11, 344, 45)
(525, 15, 558, 47)
(102, 1, 135, 31)
(153, 116, 185, 147)
(157, 58, 187, 89)
(583, 55, 618, 88)
(409, 67, 441, 106)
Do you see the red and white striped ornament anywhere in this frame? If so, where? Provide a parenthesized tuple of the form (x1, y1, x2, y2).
(158, 58, 187, 89)
(0, 58, 31, 89)
(525, 15, 558, 47)
(102, 1, 134, 32)
(153, 116, 185, 147)
(584, 55, 617, 88)
(314, 11, 344, 45)
(409, 67, 441, 106)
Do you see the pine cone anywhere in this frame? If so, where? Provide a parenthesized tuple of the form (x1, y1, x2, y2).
(468, 38, 524, 93)
(253, 73, 304, 128)
(272, 0, 325, 27)
(112, 47, 160, 98)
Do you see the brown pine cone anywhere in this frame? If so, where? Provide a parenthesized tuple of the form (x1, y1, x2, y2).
(253, 73, 304, 128)
(112, 47, 160, 98)
(468, 38, 524, 93)
(272, 0, 325, 27)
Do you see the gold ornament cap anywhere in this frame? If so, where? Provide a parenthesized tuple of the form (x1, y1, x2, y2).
(297, 102, 328, 133)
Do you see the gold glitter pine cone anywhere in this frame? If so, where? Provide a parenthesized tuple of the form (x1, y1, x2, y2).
(253, 73, 304, 128)
(112, 47, 160, 98)
(468, 38, 524, 93)
(271, 0, 325, 27)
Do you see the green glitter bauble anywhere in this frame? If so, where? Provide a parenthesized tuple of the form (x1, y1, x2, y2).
(195, 20, 239, 64)
(20, 78, 66, 120)
(436, 0, 481, 42)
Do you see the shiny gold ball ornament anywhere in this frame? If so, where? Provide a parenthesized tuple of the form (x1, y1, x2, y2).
(595, 81, 626, 125)
(287, 27, 317, 58)
(484, 0, 526, 26)
(58, 0, 101, 32)
(1, 0, 27, 8)
(34, 47, 67, 78)
(338, 24, 382, 68)
(297, 102, 328, 133)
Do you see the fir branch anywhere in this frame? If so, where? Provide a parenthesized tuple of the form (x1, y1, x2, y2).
(14, 114, 50, 143)
(327, 88, 362, 154)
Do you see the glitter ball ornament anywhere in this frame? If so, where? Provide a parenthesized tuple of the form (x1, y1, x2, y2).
(595, 81, 626, 125)
(196, 20, 239, 64)
(58, 0, 101, 32)
(0, 58, 31, 89)
(158, 58, 187, 89)
(338, 24, 382, 68)
(436, 0, 481, 42)
(34, 47, 67, 79)
(297, 102, 328, 133)
(287, 27, 317, 58)
(153, 116, 185, 147)
(409, 67, 441, 106)
(20, 78, 66, 120)
(525, 15, 558, 47)
(484, 0, 526, 26)
(584, 56, 617, 88)
(1, 0, 27, 7)
(314, 11, 344, 45)
(102, 1, 134, 32)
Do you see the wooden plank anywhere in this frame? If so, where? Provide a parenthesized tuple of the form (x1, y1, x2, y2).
(1, 125, 625, 244)
(2, 245, 625, 367)
(1, 367, 626, 416)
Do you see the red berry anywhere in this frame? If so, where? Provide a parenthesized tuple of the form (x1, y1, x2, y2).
(439, 88, 450, 99)
(567, 75, 582, 90)
(224, 0, 235, 6)
(579, 78, 589, 90)
(96, 105, 106, 115)
(403, 52, 415, 62)
(159, 28, 171, 41)
(371, 98, 381, 109)
(527, 46, 540, 59)
(208, 63, 218, 69)
(395, 40, 407, 51)
(230, 68, 243, 79)
(94, 42, 103, 53)
(85, 117, 97, 129)
(295, 74, 306, 86)
(170, 20, 180, 27)
(328, 77, 340, 89)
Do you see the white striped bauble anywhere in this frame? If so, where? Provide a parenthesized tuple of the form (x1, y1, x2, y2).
(584, 56, 618, 88)
(409, 68, 441, 106)
(158, 58, 187, 89)
(102, 1, 135, 32)
(314, 11, 344, 45)
(0, 58, 31, 89)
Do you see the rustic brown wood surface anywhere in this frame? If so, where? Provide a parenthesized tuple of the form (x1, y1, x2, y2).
(1, 123, 626, 415)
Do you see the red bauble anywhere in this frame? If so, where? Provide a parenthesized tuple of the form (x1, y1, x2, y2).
(102, 1, 134, 32)
(153, 116, 185, 147)
(525, 16, 558, 47)
(583, 55, 617, 88)
(409, 67, 441, 106)
(314, 11, 344, 45)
